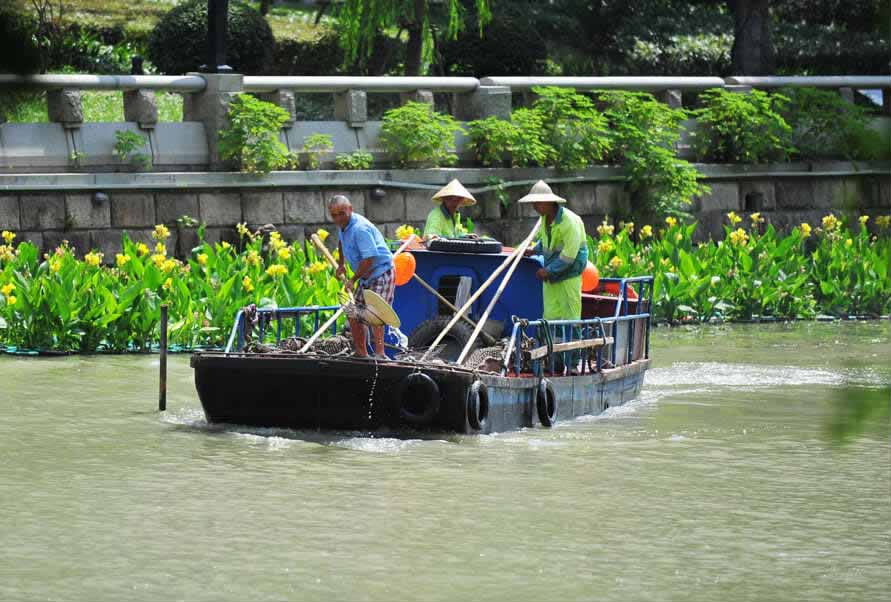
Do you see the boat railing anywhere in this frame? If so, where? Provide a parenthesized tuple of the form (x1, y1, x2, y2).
(224, 305, 342, 353)
(502, 276, 654, 377)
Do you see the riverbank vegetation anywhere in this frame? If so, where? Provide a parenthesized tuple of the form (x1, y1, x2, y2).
(1, 213, 888, 353)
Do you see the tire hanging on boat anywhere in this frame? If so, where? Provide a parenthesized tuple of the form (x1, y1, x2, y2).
(536, 378, 557, 427)
(466, 380, 489, 431)
(397, 372, 441, 426)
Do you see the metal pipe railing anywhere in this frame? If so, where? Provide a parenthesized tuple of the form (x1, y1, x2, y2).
(243, 76, 480, 93)
(224, 305, 341, 353)
(0, 74, 207, 92)
(480, 76, 727, 91)
(725, 76, 891, 89)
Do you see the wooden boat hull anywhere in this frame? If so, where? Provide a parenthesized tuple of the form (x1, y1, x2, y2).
(190, 353, 649, 434)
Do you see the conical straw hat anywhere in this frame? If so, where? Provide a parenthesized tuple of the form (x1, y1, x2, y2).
(362, 289, 401, 328)
(517, 180, 566, 204)
(432, 179, 476, 206)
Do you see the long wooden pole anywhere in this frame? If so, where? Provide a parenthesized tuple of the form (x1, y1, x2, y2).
(419, 221, 541, 363)
(299, 234, 415, 353)
(410, 273, 496, 345)
(158, 303, 168, 411)
(455, 224, 539, 365)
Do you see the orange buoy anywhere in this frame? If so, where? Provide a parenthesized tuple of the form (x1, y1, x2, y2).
(394, 252, 416, 286)
(581, 261, 600, 292)
(603, 280, 639, 300)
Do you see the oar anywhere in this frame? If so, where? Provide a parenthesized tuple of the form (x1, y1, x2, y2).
(419, 221, 541, 363)
(410, 273, 497, 346)
(456, 222, 540, 365)
(299, 234, 415, 353)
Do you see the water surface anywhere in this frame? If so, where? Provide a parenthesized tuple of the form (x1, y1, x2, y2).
(1, 322, 889, 601)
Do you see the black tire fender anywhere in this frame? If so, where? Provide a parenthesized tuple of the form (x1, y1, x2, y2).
(408, 317, 480, 362)
(398, 372, 441, 426)
(466, 380, 489, 431)
(536, 378, 557, 427)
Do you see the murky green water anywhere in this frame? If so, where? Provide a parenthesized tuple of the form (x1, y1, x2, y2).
(1, 322, 889, 602)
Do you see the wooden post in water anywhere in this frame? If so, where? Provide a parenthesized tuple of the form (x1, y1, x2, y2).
(159, 304, 168, 412)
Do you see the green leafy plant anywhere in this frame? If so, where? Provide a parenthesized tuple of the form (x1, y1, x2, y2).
(692, 89, 795, 163)
(334, 150, 374, 170)
(529, 86, 611, 171)
(68, 150, 86, 168)
(379, 101, 464, 167)
(600, 91, 707, 220)
(484, 176, 510, 208)
(779, 87, 887, 160)
(509, 108, 554, 167)
(465, 117, 516, 166)
(218, 94, 295, 174)
(301, 133, 334, 169)
(113, 130, 151, 170)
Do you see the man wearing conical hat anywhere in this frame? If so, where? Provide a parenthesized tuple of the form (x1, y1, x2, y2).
(520, 180, 588, 322)
(423, 179, 476, 240)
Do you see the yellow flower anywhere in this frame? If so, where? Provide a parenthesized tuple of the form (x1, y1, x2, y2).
(151, 253, 166, 268)
(727, 211, 742, 226)
(622, 221, 634, 234)
(268, 232, 284, 250)
(317, 228, 330, 242)
(675, 232, 683, 242)
(0, 245, 14, 262)
(395, 224, 416, 241)
(220, 241, 232, 251)
(162, 277, 173, 291)
(665, 216, 678, 228)
(115, 253, 131, 268)
(750, 212, 764, 224)
(136, 243, 150, 256)
(161, 259, 177, 273)
(84, 251, 103, 267)
(1, 282, 14, 296)
(822, 214, 839, 231)
(152, 224, 170, 241)
(5, 295, 15, 306)
(307, 261, 328, 275)
(609, 256, 623, 270)
(660, 257, 670, 267)
(875, 215, 891, 229)
(1, 230, 15, 244)
(242, 276, 254, 292)
(729, 228, 749, 247)
(236, 222, 252, 239)
(859, 215, 869, 227)
(246, 249, 262, 266)
(800, 223, 812, 238)
(845, 238, 853, 248)
(277, 247, 291, 261)
(197, 253, 208, 266)
(266, 264, 288, 278)
(155, 242, 167, 256)
(640, 225, 653, 239)
(597, 240, 614, 254)
(596, 220, 615, 237)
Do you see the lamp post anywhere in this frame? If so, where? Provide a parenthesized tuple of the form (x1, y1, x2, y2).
(201, 0, 233, 73)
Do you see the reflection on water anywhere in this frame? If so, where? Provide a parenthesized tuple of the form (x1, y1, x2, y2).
(1, 321, 889, 601)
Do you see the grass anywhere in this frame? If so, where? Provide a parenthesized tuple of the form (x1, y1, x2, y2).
(1, 91, 184, 123)
(26, 0, 332, 41)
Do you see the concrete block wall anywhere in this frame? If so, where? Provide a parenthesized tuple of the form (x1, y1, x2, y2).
(0, 164, 888, 261)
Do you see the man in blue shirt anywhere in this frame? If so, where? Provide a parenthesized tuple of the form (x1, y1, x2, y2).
(328, 195, 395, 358)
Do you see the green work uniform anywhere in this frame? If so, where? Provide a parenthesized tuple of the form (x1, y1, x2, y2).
(423, 205, 464, 239)
(532, 206, 587, 320)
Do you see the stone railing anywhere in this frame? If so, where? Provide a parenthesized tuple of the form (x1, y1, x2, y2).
(1, 73, 889, 172)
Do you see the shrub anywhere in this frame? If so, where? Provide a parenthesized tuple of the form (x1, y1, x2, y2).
(218, 94, 294, 174)
(530, 86, 611, 171)
(465, 117, 516, 166)
(0, 3, 40, 74)
(509, 108, 554, 167)
(272, 33, 345, 76)
(779, 87, 884, 160)
(301, 133, 334, 170)
(692, 89, 794, 164)
(113, 130, 152, 171)
(379, 102, 464, 167)
(335, 151, 374, 170)
(147, 0, 274, 75)
(600, 91, 706, 219)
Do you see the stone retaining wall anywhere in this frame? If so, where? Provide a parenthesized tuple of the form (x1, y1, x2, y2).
(1, 163, 888, 260)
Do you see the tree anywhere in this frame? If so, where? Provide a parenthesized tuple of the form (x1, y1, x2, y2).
(727, 0, 773, 74)
(0, 0, 41, 74)
(332, 0, 491, 76)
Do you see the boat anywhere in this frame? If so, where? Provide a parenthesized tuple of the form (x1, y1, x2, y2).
(190, 239, 653, 434)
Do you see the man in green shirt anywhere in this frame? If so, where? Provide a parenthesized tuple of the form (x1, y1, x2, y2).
(423, 179, 475, 240)
(521, 180, 588, 321)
